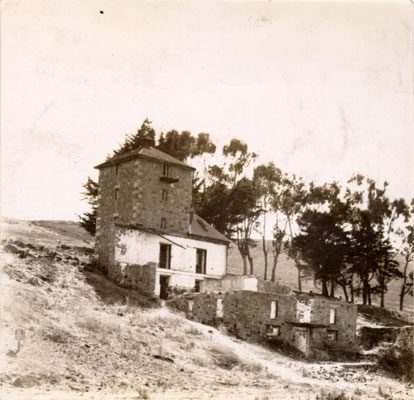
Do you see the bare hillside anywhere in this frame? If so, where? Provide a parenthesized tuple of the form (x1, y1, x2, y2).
(0, 219, 412, 400)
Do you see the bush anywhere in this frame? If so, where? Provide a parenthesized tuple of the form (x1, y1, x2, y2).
(208, 343, 241, 370)
(316, 388, 358, 400)
(185, 325, 203, 336)
(377, 345, 414, 383)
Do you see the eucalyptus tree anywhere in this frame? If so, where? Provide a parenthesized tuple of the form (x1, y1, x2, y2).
(253, 162, 282, 280)
(397, 198, 414, 310)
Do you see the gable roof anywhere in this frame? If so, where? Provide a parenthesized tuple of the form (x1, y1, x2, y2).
(189, 212, 231, 244)
(95, 146, 195, 170)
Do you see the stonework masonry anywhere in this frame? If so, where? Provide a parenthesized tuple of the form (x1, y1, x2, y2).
(95, 153, 193, 272)
(108, 262, 157, 295)
(169, 290, 358, 360)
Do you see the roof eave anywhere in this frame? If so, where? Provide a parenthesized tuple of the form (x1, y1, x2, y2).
(94, 152, 195, 170)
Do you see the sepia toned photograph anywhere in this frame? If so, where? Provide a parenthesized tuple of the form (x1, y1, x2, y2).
(1, 1, 413, 399)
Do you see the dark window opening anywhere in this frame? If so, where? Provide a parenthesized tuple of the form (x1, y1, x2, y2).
(196, 249, 207, 274)
(163, 164, 169, 177)
(194, 280, 201, 293)
(162, 189, 168, 201)
(159, 275, 170, 300)
(159, 244, 171, 269)
(114, 188, 119, 200)
(327, 330, 338, 341)
(160, 217, 167, 229)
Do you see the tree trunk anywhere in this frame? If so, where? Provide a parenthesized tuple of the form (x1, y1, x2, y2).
(296, 266, 302, 292)
(242, 255, 248, 275)
(380, 291, 385, 308)
(262, 207, 268, 280)
(248, 254, 254, 275)
(367, 286, 372, 305)
(330, 279, 335, 298)
(262, 236, 268, 281)
(399, 260, 409, 311)
(362, 283, 367, 305)
(271, 257, 278, 282)
(321, 278, 329, 297)
(349, 284, 354, 303)
(341, 284, 349, 302)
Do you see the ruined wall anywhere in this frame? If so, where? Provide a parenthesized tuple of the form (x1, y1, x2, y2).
(172, 291, 296, 343)
(295, 294, 358, 351)
(133, 158, 192, 235)
(222, 291, 296, 341)
(257, 280, 292, 295)
(169, 291, 357, 360)
(201, 275, 292, 296)
(108, 261, 157, 295)
(201, 275, 258, 293)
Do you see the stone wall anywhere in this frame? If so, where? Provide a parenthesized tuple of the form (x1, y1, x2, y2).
(222, 291, 297, 341)
(133, 158, 192, 235)
(201, 275, 292, 296)
(168, 291, 358, 359)
(169, 291, 297, 343)
(95, 159, 137, 271)
(108, 261, 157, 295)
(294, 294, 358, 352)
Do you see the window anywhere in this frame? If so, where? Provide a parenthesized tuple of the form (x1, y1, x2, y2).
(194, 280, 201, 293)
(216, 298, 224, 318)
(270, 300, 278, 319)
(114, 188, 119, 200)
(162, 189, 168, 201)
(160, 217, 167, 229)
(162, 164, 169, 177)
(266, 324, 280, 337)
(159, 244, 171, 269)
(327, 330, 338, 341)
(329, 308, 337, 325)
(196, 249, 207, 274)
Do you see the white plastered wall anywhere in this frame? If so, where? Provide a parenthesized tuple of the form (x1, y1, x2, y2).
(115, 228, 227, 295)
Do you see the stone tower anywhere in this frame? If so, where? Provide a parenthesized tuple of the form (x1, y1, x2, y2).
(94, 146, 194, 271)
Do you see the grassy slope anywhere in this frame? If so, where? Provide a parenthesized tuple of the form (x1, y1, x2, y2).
(228, 240, 414, 313)
(0, 219, 412, 399)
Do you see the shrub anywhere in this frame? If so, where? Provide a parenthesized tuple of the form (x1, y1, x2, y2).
(185, 325, 203, 336)
(241, 360, 263, 373)
(316, 388, 358, 400)
(377, 345, 414, 383)
(208, 343, 241, 370)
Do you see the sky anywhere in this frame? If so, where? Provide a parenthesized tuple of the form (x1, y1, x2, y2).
(1, 0, 413, 221)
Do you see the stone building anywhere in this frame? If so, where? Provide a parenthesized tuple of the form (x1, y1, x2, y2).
(169, 278, 358, 360)
(94, 145, 230, 298)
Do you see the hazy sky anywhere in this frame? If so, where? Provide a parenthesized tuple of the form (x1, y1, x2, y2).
(1, 0, 413, 221)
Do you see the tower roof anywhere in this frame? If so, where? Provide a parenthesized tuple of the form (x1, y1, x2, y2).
(95, 146, 195, 170)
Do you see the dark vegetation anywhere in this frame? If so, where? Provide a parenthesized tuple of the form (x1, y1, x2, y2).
(377, 346, 414, 383)
(80, 119, 414, 310)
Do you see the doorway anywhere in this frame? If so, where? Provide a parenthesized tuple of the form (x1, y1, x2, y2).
(159, 275, 170, 300)
(295, 327, 310, 356)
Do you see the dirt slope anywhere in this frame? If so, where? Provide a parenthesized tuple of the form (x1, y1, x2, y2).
(0, 218, 413, 400)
